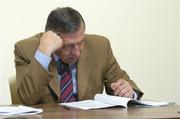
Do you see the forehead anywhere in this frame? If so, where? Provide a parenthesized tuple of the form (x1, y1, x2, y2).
(61, 27, 85, 44)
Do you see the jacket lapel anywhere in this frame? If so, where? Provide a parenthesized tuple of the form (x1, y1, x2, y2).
(48, 57, 60, 100)
(77, 44, 94, 100)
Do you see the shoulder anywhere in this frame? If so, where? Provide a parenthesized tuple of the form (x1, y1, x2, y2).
(82, 34, 112, 59)
(15, 33, 42, 47)
(84, 34, 110, 49)
(14, 33, 42, 57)
(84, 34, 109, 43)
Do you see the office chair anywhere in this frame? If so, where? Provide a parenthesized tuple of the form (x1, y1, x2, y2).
(9, 79, 23, 104)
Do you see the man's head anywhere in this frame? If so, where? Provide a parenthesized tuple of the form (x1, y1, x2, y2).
(45, 7, 85, 64)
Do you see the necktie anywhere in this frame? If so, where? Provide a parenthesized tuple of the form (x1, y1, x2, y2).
(56, 59, 76, 103)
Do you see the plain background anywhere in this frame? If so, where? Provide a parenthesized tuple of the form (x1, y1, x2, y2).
(0, 0, 179, 105)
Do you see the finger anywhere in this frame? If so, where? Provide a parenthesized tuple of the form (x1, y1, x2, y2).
(121, 84, 133, 98)
(123, 91, 131, 98)
(114, 80, 128, 95)
(123, 90, 134, 98)
(115, 81, 132, 96)
(111, 79, 124, 91)
(116, 85, 130, 96)
(111, 82, 117, 91)
(114, 84, 125, 96)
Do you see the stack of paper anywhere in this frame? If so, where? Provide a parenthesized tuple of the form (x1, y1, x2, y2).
(0, 105, 43, 115)
(60, 94, 175, 110)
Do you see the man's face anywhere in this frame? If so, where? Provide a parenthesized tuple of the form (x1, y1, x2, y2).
(55, 26, 85, 64)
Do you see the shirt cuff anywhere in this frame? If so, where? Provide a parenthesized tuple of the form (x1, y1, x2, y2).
(132, 91, 138, 100)
(34, 50, 52, 70)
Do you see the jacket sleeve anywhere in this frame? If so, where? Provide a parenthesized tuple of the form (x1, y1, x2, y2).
(14, 42, 54, 105)
(103, 40, 143, 99)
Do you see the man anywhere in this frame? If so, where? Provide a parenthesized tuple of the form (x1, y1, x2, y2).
(14, 7, 143, 105)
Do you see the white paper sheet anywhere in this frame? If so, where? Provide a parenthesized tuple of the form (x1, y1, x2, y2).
(0, 105, 43, 115)
(60, 100, 115, 110)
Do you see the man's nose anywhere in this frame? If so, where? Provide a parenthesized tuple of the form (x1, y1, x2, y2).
(72, 44, 80, 54)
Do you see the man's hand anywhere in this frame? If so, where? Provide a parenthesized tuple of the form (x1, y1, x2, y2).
(111, 79, 134, 98)
(38, 31, 63, 56)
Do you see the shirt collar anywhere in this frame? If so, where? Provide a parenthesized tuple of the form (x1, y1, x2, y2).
(53, 53, 76, 69)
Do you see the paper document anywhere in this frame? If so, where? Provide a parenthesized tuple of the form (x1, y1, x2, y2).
(60, 94, 175, 110)
(61, 100, 115, 110)
(0, 105, 43, 115)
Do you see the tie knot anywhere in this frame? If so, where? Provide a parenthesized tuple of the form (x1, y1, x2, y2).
(56, 59, 70, 76)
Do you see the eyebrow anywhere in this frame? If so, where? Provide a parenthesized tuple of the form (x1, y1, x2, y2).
(63, 39, 84, 45)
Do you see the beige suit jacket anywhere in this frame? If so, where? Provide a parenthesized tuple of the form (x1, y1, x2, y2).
(14, 33, 143, 105)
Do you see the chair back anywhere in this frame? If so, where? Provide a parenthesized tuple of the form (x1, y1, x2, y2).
(9, 79, 23, 104)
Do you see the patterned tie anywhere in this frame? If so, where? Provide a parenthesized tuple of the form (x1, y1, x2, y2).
(56, 59, 76, 103)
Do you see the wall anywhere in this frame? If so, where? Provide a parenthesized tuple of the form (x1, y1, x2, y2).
(178, 1, 180, 104)
(0, 2, 11, 104)
(0, 0, 179, 105)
